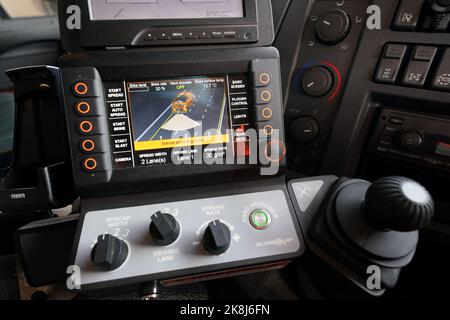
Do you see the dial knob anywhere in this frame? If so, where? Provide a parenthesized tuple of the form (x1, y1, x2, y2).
(202, 220, 231, 255)
(291, 117, 320, 144)
(316, 10, 351, 45)
(149, 212, 180, 246)
(396, 130, 423, 151)
(365, 176, 434, 232)
(302, 66, 334, 97)
(91, 234, 129, 271)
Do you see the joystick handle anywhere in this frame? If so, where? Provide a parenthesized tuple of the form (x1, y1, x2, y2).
(365, 176, 434, 232)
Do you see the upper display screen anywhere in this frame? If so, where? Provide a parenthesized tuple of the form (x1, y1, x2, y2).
(88, 0, 245, 21)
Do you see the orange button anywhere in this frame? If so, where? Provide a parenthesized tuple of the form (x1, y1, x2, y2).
(81, 139, 95, 152)
(259, 72, 271, 85)
(74, 82, 89, 96)
(261, 107, 273, 120)
(83, 158, 98, 171)
(263, 124, 274, 136)
(264, 140, 286, 162)
(76, 102, 91, 115)
(79, 120, 93, 134)
(261, 90, 272, 102)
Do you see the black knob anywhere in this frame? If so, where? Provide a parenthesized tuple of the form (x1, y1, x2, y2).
(365, 177, 434, 232)
(396, 130, 423, 151)
(91, 234, 129, 271)
(316, 10, 351, 45)
(291, 117, 320, 144)
(202, 220, 231, 255)
(149, 212, 180, 246)
(302, 66, 334, 97)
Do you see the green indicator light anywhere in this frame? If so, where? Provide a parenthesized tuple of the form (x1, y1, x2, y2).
(250, 209, 271, 230)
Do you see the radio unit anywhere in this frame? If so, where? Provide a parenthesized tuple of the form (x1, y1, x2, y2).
(58, 0, 274, 51)
(59, 47, 286, 196)
(369, 109, 450, 171)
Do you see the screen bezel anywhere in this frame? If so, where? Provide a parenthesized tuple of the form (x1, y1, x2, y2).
(76, 0, 258, 47)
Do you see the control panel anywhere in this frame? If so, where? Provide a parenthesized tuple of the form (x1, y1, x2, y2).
(375, 43, 450, 91)
(72, 189, 303, 290)
(59, 47, 287, 195)
(285, 0, 369, 175)
(369, 109, 450, 171)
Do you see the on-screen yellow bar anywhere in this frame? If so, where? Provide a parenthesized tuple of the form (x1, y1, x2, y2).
(134, 134, 230, 151)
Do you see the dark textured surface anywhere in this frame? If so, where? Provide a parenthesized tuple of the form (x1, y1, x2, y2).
(0, 255, 19, 300)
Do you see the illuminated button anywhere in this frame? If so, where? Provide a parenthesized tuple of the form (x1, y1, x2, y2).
(260, 90, 272, 103)
(79, 120, 94, 134)
(73, 82, 89, 96)
(264, 140, 287, 162)
(262, 107, 273, 120)
(82, 158, 98, 171)
(249, 209, 271, 230)
(75, 102, 91, 115)
(259, 73, 271, 85)
(263, 124, 274, 136)
(80, 139, 95, 153)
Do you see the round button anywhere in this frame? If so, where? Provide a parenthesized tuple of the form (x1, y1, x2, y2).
(291, 117, 320, 144)
(261, 107, 273, 120)
(79, 120, 93, 134)
(260, 90, 272, 103)
(396, 130, 423, 151)
(74, 82, 89, 96)
(302, 66, 334, 97)
(83, 158, 98, 171)
(81, 139, 95, 153)
(263, 124, 274, 136)
(76, 102, 91, 115)
(249, 209, 271, 230)
(316, 10, 351, 45)
(264, 140, 287, 162)
(259, 72, 271, 85)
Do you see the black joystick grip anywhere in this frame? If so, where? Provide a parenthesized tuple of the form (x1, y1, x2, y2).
(365, 176, 434, 232)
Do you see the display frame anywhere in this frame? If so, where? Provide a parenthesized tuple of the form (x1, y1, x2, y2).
(74, 0, 261, 48)
(59, 47, 284, 196)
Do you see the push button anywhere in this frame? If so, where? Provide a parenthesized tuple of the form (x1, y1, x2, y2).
(257, 107, 273, 122)
(80, 139, 96, 153)
(254, 88, 273, 104)
(392, 0, 424, 31)
(401, 46, 437, 88)
(413, 46, 438, 61)
(431, 48, 450, 91)
(75, 101, 91, 115)
(82, 158, 98, 171)
(249, 209, 271, 230)
(78, 120, 94, 134)
(252, 72, 272, 87)
(374, 58, 402, 84)
(263, 140, 287, 162)
(73, 82, 89, 96)
(384, 44, 408, 59)
(401, 60, 433, 88)
(72, 80, 100, 97)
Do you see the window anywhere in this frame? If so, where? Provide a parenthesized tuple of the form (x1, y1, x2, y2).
(0, 0, 57, 19)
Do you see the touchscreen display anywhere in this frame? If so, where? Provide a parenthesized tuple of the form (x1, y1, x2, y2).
(105, 74, 250, 168)
(88, 0, 245, 21)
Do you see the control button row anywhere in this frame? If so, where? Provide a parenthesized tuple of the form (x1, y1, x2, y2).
(374, 44, 450, 91)
(143, 30, 253, 42)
